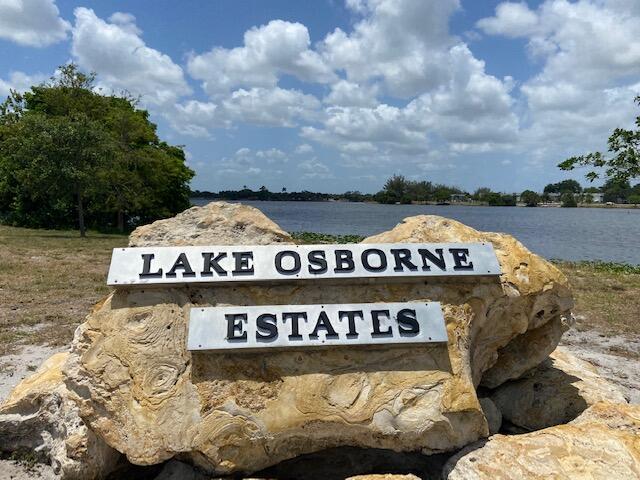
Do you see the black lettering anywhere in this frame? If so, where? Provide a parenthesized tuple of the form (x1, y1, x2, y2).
(166, 253, 195, 278)
(309, 311, 339, 339)
(418, 248, 446, 271)
(201, 252, 227, 276)
(371, 309, 393, 337)
(391, 248, 418, 272)
(256, 313, 278, 340)
(225, 313, 247, 341)
(275, 250, 301, 275)
(139, 253, 163, 278)
(339, 310, 364, 338)
(334, 249, 355, 273)
(449, 248, 474, 271)
(397, 308, 419, 335)
(308, 250, 328, 274)
(361, 248, 387, 272)
(282, 312, 306, 340)
(232, 251, 254, 276)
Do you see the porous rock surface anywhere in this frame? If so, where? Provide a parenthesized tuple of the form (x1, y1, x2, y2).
(128, 201, 293, 247)
(59, 205, 573, 475)
(490, 346, 627, 431)
(0, 352, 120, 479)
(443, 402, 640, 479)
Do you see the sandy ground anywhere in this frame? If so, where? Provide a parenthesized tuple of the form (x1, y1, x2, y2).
(0, 344, 66, 404)
(560, 326, 640, 404)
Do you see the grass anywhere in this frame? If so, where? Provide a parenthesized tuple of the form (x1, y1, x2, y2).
(0, 225, 126, 355)
(554, 260, 640, 336)
(0, 226, 638, 356)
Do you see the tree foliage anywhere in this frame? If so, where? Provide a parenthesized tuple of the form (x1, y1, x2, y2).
(520, 190, 540, 207)
(0, 64, 194, 235)
(543, 179, 582, 194)
(559, 96, 640, 183)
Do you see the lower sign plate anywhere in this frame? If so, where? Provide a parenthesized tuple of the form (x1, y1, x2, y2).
(188, 302, 447, 351)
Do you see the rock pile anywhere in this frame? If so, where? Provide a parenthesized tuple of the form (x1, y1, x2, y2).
(0, 201, 635, 479)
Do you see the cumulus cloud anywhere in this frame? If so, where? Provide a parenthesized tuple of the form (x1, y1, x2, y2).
(187, 19, 335, 95)
(324, 80, 379, 107)
(479, 0, 640, 158)
(221, 87, 321, 127)
(71, 8, 190, 106)
(0, 0, 70, 47)
(476, 2, 538, 37)
(319, 0, 462, 98)
(295, 144, 314, 154)
(0, 71, 47, 98)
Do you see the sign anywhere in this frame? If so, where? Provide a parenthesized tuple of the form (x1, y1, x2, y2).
(107, 242, 501, 286)
(187, 302, 447, 351)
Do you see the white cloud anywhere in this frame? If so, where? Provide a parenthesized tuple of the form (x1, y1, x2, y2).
(476, 2, 538, 38)
(479, 0, 640, 160)
(0, 0, 70, 47)
(71, 8, 190, 106)
(187, 19, 335, 95)
(324, 79, 379, 107)
(295, 143, 314, 154)
(0, 71, 47, 98)
(298, 158, 333, 179)
(319, 0, 462, 98)
(166, 100, 229, 138)
(221, 87, 321, 127)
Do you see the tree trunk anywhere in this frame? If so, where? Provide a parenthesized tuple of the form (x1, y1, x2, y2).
(77, 189, 86, 237)
(117, 210, 124, 233)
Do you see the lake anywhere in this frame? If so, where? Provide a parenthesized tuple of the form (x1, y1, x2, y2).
(191, 199, 640, 264)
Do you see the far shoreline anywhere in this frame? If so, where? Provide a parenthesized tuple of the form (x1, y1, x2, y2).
(191, 197, 640, 210)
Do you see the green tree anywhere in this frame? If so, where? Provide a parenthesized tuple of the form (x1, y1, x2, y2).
(520, 190, 540, 207)
(561, 192, 577, 207)
(559, 96, 640, 183)
(543, 179, 582, 194)
(0, 64, 194, 234)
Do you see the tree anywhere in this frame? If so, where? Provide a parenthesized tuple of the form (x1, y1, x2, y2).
(559, 96, 640, 183)
(543, 179, 582, 194)
(0, 64, 194, 234)
(520, 190, 540, 207)
(561, 192, 577, 207)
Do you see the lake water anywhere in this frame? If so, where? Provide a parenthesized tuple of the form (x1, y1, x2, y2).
(191, 199, 640, 264)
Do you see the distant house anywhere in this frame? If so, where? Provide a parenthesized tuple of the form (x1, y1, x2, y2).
(450, 194, 468, 203)
(591, 192, 604, 203)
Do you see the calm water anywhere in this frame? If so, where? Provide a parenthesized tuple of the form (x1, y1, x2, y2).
(191, 199, 640, 264)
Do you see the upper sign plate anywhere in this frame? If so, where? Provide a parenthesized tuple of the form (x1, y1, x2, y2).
(107, 242, 501, 286)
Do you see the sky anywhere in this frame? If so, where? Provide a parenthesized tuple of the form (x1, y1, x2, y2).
(1, 0, 639, 194)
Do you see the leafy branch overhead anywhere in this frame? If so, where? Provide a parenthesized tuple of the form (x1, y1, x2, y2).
(559, 96, 640, 183)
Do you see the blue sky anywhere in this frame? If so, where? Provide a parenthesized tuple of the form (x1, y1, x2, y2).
(1, 0, 639, 193)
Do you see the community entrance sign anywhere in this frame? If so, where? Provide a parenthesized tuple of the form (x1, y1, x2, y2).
(107, 242, 501, 286)
(188, 302, 447, 351)
(107, 242, 501, 352)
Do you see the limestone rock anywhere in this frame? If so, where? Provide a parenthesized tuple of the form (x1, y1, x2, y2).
(490, 346, 627, 431)
(0, 352, 121, 480)
(347, 475, 421, 480)
(443, 402, 640, 479)
(61, 210, 572, 474)
(129, 201, 293, 247)
(364, 215, 574, 387)
(478, 398, 501, 435)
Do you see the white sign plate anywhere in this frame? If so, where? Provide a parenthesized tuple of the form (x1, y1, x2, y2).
(187, 302, 448, 351)
(107, 242, 500, 286)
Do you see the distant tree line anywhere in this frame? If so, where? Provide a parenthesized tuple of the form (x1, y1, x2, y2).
(0, 65, 193, 235)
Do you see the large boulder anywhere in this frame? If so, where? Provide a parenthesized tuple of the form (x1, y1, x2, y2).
(490, 346, 627, 431)
(443, 402, 640, 479)
(59, 205, 572, 474)
(0, 352, 121, 479)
